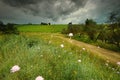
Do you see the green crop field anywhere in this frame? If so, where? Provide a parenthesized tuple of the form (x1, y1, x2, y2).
(17, 25, 67, 33)
(0, 33, 120, 80)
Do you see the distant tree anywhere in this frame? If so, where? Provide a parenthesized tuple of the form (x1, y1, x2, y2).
(67, 22, 81, 34)
(0, 21, 4, 25)
(28, 23, 32, 25)
(61, 22, 81, 34)
(68, 22, 73, 33)
(0, 22, 19, 34)
(108, 11, 120, 47)
(84, 19, 97, 40)
(97, 26, 111, 43)
(0, 21, 5, 33)
(6, 23, 19, 34)
(48, 23, 51, 25)
(41, 22, 48, 25)
(98, 11, 120, 47)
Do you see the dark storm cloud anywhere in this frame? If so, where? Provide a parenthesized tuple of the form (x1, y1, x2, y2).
(0, 0, 120, 23)
(1, 0, 88, 21)
(1, 0, 40, 7)
(98, 0, 120, 12)
(91, 0, 120, 22)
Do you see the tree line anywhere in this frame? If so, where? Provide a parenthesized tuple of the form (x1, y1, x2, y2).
(0, 21, 19, 34)
(62, 12, 120, 47)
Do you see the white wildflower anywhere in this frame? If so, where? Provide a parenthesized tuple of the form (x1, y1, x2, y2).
(31, 65, 33, 68)
(78, 59, 81, 63)
(105, 63, 108, 66)
(97, 46, 100, 48)
(82, 48, 86, 51)
(58, 55, 61, 58)
(112, 68, 115, 70)
(117, 62, 120, 66)
(69, 52, 72, 54)
(60, 44, 64, 48)
(10, 65, 20, 73)
(117, 71, 120, 74)
(35, 76, 44, 80)
(40, 55, 43, 57)
(68, 33, 73, 39)
(68, 33, 73, 37)
(48, 41, 51, 44)
(37, 47, 40, 50)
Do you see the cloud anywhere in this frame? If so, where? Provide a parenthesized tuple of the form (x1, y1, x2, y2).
(1, 0, 88, 21)
(0, 0, 120, 24)
(58, 0, 120, 23)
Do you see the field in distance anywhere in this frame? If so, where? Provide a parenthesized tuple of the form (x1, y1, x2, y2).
(17, 24, 67, 33)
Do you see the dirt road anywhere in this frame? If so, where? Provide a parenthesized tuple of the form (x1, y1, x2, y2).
(55, 35, 120, 64)
(23, 32, 120, 64)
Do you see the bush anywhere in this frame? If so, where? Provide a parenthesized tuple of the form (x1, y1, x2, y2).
(73, 34, 93, 43)
(0, 22, 19, 34)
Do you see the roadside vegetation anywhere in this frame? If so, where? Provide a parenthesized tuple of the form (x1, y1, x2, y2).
(0, 34, 120, 80)
(62, 12, 120, 52)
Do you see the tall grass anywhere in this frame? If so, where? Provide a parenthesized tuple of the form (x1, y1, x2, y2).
(0, 34, 120, 80)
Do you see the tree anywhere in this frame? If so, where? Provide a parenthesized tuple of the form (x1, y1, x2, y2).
(107, 11, 120, 47)
(0, 21, 19, 34)
(0, 21, 5, 33)
(84, 19, 97, 40)
(0, 21, 4, 25)
(68, 22, 73, 33)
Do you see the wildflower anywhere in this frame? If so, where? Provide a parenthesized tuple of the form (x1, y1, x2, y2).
(37, 47, 40, 50)
(69, 52, 72, 54)
(40, 55, 43, 57)
(105, 63, 108, 66)
(48, 41, 51, 44)
(108, 66, 111, 69)
(68, 33, 73, 39)
(78, 59, 81, 63)
(117, 62, 120, 66)
(31, 65, 33, 68)
(10, 65, 20, 73)
(68, 33, 73, 37)
(60, 44, 64, 48)
(112, 68, 115, 70)
(35, 76, 44, 80)
(117, 71, 120, 74)
(58, 55, 61, 58)
(97, 46, 100, 48)
(82, 48, 86, 51)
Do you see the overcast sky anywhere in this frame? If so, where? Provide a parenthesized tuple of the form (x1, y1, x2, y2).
(0, 0, 120, 24)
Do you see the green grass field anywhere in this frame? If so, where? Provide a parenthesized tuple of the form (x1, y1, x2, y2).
(17, 25, 67, 33)
(0, 25, 120, 80)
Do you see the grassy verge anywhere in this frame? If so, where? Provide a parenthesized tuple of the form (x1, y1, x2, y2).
(0, 33, 119, 80)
